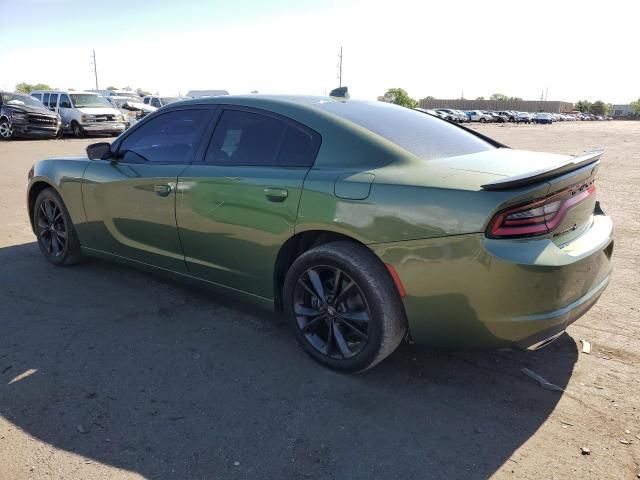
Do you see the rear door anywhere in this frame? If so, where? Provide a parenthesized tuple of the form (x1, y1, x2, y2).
(82, 106, 214, 272)
(176, 106, 320, 298)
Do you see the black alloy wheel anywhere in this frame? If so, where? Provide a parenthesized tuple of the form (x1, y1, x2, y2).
(284, 241, 407, 372)
(293, 266, 371, 360)
(33, 188, 83, 266)
(36, 198, 67, 258)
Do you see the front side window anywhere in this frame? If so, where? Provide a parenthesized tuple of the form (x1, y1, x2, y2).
(118, 109, 209, 164)
(59, 94, 71, 108)
(150, 98, 161, 108)
(31, 93, 42, 101)
(205, 110, 317, 167)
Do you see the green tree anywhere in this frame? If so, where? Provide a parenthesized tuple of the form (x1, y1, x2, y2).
(381, 88, 417, 108)
(629, 98, 640, 117)
(15, 82, 52, 93)
(490, 93, 509, 101)
(135, 88, 151, 97)
(590, 100, 609, 116)
(574, 100, 592, 113)
(508, 96, 523, 101)
(106, 86, 118, 90)
(475, 96, 485, 100)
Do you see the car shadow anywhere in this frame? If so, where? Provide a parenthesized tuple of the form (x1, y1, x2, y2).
(0, 242, 577, 479)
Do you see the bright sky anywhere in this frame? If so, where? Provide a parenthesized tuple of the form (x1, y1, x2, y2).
(0, 0, 637, 104)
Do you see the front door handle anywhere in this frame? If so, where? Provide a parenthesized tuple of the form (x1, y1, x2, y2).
(154, 184, 172, 197)
(264, 188, 288, 202)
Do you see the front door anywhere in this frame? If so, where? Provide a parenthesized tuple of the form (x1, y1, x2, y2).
(82, 107, 213, 272)
(176, 107, 320, 299)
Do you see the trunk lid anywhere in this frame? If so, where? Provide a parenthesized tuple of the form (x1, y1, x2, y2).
(431, 148, 602, 245)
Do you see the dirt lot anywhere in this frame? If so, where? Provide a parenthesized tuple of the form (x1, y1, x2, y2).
(1, 121, 639, 480)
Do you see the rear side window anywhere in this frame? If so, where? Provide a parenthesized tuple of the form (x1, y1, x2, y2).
(205, 110, 316, 167)
(49, 93, 58, 108)
(315, 101, 493, 161)
(118, 109, 209, 164)
(43, 93, 50, 105)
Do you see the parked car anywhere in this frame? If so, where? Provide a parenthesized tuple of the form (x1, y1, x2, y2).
(26, 96, 613, 372)
(534, 113, 554, 125)
(104, 96, 153, 128)
(453, 109, 469, 122)
(0, 91, 61, 140)
(30, 90, 126, 138)
(467, 110, 493, 123)
(515, 112, 533, 124)
(143, 95, 185, 108)
(414, 108, 447, 120)
(496, 111, 516, 122)
(435, 109, 466, 123)
(487, 111, 509, 123)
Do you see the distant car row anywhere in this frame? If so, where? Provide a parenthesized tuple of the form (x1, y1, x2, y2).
(416, 108, 612, 124)
(0, 89, 229, 140)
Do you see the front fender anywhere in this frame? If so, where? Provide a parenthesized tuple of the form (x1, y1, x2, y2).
(28, 158, 91, 244)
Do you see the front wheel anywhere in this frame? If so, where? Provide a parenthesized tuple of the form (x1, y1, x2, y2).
(284, 241, 407, 372)
(0, 118, 14, 140)
(71, 121, 85, 138)
(479, 118, 486, 123)
(33, 188, 84, 266)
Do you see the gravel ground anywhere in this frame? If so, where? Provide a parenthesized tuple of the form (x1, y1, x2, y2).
(0, 121, 639, 479)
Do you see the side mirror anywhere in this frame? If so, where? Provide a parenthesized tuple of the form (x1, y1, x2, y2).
(86, 142, 112, 161)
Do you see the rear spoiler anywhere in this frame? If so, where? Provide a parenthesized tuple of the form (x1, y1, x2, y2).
(481, 149, 604, 191)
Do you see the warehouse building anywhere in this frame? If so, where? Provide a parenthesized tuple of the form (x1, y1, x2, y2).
(418, 98, 574, 113)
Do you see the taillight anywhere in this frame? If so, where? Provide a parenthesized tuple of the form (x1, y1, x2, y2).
(487, 180, 596, 238)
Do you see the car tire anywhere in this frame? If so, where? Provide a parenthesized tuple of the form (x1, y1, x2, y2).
(33, 188, 84, 266)
(71, 121, 85, 138)
(479, 118, 486, 123)
(0, 118, 14, 140)
(283, 241, 407, 372)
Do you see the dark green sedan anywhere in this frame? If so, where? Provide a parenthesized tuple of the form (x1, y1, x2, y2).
(27, 95, 613, 371)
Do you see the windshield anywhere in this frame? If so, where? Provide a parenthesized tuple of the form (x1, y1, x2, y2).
(70, 94, 112, 108)
(161, 97, 181, 105)
(315, 100, 494, 161)
(2, 93, 45, 108)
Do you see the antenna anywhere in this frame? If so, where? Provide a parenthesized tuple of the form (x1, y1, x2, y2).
(91, 50, 99, 90)
(337, 46, 343, 88)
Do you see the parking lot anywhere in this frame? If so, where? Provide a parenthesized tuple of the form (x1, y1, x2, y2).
(1, 121, 639, 479)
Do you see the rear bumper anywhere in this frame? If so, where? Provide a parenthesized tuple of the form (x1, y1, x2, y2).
(372, 214, 614, 349)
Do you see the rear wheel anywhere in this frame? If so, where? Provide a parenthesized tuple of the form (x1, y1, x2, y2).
(284, 241, 407, 372)
(479, 117, 486, 123)
(33, 188, 84, 266)
(0, 118, 14, 140)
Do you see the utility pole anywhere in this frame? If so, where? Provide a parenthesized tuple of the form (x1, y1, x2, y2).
(91, 50, 99, 90)
(337, 46, 343, 87)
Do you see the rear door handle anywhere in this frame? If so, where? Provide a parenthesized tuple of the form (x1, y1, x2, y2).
(264, 188, 288, 202)
(154, 184, 172, 197)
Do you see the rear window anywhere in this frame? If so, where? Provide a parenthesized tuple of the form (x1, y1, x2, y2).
(315, 101, 493, 160)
